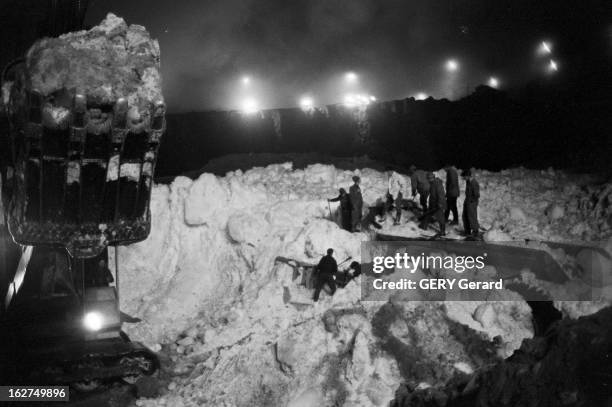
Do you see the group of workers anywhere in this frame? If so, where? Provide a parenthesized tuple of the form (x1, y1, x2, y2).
(327, 165, 480, 237)
(316, 165, 480, 301)
(411, 165, 481, 237)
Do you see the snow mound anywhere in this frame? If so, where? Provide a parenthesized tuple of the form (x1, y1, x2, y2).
(473, 168, 611, 240)
(115, 163, 609, 406)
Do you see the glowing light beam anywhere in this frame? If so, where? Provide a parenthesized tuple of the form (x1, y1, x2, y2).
(84, 311, 104, 331)
(342, 93, 373, 107)
(538, 41, 552, 55)
(344, 72, 358, 83)
(241, 97, 259, 114)
(299, 96, 314, 110)
(548, 59, 559, 72)
(445, 59, 459, 72)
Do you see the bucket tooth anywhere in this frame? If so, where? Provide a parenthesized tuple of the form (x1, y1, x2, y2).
(112, 98, 129, 145)
(74, 94, 87, 119)
(27, 90, 43, 124)
(70, 94, 87, 144)
(113, 98, 128, 128)
(25, 90, 43, 141)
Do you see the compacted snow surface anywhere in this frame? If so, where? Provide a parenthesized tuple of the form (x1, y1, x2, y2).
(113, 163, 610, 407)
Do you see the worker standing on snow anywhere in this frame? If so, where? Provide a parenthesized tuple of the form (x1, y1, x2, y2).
(461, 169, 480, 237)
(313, 248, 338, 302)
(420, 172, 447, 236)
(349, 176, 363, 232)
(444, 165, 460, 225)
(408, 165, 430, 212)
(384, 169, 406, 225)
(328, 188, 352, 231)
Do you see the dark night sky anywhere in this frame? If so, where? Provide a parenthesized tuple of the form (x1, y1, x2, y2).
(85, 0, 612, 112)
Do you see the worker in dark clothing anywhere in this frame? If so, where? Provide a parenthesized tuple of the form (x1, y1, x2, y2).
(349, 176, 363, 232)
(328, 188, 352, 231)
(420, 172, 447, 235)
(444, 165, 460, 224)
(408, 165, 430, 212)
(313, 248, 338, 301)
(461, 169, 480, 237)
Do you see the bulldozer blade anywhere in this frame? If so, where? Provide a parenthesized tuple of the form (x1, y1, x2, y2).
(376, 233, 571, 283)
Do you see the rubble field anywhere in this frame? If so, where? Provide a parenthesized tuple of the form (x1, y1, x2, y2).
(114, 162, 611, 406)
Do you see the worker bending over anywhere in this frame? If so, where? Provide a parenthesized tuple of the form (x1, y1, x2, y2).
(408, 165, 430, 212)
(420, 172, 447, 236)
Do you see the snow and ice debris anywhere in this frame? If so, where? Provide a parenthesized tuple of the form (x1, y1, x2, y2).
(115, 162, 609, 406)
(546, 203, 565, 221)
(482, 229, 513, 242)
(25, 13, 162, 122)
(393, 306, 612, 407)
(445, 301, 532, 357)
(509, 206, 528, 222)
(453, 361, 474, 375)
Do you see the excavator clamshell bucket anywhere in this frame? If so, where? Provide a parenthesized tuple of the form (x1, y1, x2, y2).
(2, 63, 165, 258)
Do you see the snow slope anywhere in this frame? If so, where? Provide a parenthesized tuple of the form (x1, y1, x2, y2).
(114, 163, 610, 406)
(475, 167, 610, 241)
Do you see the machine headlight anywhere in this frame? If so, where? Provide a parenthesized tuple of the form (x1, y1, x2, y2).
(83, 311, 104, 331)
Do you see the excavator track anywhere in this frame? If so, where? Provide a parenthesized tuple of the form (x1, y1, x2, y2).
(5, 335, 159, 387)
